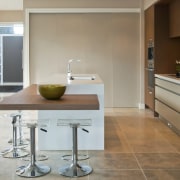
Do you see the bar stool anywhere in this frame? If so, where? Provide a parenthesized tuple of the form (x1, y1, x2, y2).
(16, 111, 29, 146)
(8, 111, 29, 146)
(16, 122, 51, 177)
(58, 119, 93, 177)
(2, 114, 29, 158)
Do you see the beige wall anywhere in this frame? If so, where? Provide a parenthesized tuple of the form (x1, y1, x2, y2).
(144, 0, 159, 9)
(0, 0, 23, 10)
(29, 12, 140, 107)
(0, 11, 23, 22)
(24, 0, 141, 8)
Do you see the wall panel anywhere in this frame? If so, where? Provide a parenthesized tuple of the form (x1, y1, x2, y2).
(29, 13, 140, 107)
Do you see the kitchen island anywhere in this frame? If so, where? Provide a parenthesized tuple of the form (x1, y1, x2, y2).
(1, 74, 104, 150)
(0, 77, 104, 150)
(155, 74, 180, 135)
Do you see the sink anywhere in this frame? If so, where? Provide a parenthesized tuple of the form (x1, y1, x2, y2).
(70, 75, 96, 80)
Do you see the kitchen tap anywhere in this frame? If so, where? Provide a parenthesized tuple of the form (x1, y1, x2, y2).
(67, 59, 81, 78)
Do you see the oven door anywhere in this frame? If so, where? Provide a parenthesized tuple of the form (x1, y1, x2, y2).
(146, 68, 154, 90)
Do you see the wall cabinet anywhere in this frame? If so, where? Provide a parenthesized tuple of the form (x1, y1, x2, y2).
(155, 75, 180, 135)
(169, 0, 180, 38)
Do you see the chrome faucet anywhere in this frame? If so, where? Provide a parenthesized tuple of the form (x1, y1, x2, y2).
(67, 59, 81, 78)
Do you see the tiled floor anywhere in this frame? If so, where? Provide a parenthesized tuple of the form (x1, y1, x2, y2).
(0, 108, 180, 180)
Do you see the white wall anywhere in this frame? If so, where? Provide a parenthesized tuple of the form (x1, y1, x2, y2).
(0, 0, 23, 10)
(24, 0, 141, 8)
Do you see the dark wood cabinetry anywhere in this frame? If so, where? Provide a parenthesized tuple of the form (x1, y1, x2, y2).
(169, 0, 180, 38)
(144, 4, 180, 112)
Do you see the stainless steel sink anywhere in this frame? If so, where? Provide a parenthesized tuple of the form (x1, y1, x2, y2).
(70, 75, 96, 80)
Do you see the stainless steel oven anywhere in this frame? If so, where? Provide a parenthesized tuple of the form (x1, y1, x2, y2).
(147, 39, 154, 69)
(146, 68, 154, 90)
(146, 39, 154, 90)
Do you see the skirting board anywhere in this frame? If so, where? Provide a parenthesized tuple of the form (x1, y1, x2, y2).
(138, 103, 145, 109)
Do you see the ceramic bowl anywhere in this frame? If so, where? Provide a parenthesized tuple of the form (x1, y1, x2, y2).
(38, 84, 66, 100)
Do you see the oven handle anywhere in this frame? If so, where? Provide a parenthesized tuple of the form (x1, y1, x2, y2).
(145, 68, 154, 71)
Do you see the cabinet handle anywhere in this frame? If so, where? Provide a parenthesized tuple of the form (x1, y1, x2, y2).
(149, 91, 152, 94)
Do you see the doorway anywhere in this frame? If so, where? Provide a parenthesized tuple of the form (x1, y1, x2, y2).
(0, 24, 23, 92)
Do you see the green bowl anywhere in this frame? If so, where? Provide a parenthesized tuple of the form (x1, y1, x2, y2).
(38, 84, 66, 100)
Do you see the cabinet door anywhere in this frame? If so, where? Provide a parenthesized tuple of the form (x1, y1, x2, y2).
(170, 0, 180, 38)
(145, 6, 155, 110)
(155, 86, 180, 112)
(3, 36, 23, 82)
(155, 100, 180, 131)
(145, 69, 154, 110)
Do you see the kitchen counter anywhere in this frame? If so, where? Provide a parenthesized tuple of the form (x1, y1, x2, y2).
(155, 74, 180, 84)
(8, 74, 104, 150)
(0, 84, 99, 110)
(37, 74, 104, 150)
(155, 74, 180, 135)
(38, 73, 103, 85)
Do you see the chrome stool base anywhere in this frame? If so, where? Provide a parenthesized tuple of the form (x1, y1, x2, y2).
(16, 163, 50, 177)
(59, 164, 92, 177)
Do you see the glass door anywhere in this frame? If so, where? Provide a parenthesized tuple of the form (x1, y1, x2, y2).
(0, 24, 23, 92)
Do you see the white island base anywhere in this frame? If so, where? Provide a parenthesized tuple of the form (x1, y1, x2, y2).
(38, 74, 104, 150)
(38, 109, 103, 150)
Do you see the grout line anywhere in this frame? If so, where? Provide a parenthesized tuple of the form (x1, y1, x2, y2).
(133, 153, 148, 180)
(114, 116, 148, 180)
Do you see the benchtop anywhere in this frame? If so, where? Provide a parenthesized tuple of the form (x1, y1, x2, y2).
(0, 84, 99, 110)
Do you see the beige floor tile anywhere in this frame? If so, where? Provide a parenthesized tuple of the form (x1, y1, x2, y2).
(105, 117, 132, 152)
(144, 170, 180, 180)
(113, 116, 178, 153)
(89, 152, 140, 170)
(135, 153, 180, 169)
(90, 169, 146, 180)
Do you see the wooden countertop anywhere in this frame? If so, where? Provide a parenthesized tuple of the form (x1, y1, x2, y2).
(0, 84, 99, 110)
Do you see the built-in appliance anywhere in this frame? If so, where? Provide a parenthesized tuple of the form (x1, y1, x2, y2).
(147, 39, 154, 69)
(147, 68, 154, 90)
(146, 39, 155, 90)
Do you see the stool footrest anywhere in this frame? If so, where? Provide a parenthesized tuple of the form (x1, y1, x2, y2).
(3, 148, 29, 158)
(22, 153, 48, 161)
(62, 154, 89, 161)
